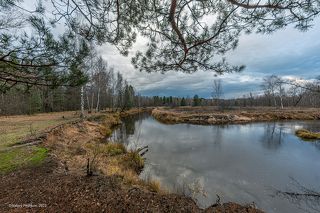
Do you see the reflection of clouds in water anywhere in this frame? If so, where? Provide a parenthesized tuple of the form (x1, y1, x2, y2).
(119, 116, 320, 213)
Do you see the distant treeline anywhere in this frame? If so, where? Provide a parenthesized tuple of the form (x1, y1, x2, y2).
(1, 75, 319, 115)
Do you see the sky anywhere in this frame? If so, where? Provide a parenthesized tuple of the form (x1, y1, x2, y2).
(97, 19, 320, 99)
(20, 0, 319, 99)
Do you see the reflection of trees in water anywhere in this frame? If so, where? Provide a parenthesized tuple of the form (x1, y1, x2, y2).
(211, 125, 227, 148)
(260, 123, 286, 150)
(111, 123, 127, 144)
(112, 112, 150, 146)
(301, 122, 320, 133)
(275, 177, 320, 213)
(312, 142, 320, 151)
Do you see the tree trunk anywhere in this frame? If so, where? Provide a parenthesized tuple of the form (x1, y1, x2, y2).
(96, 87, 100, 112)
(80, 86, 84, 118)
(279, 95, 284, 109)
(91, 92, 94, 112)
(273, 94, 277, 107)
(86, 91, 90, 113)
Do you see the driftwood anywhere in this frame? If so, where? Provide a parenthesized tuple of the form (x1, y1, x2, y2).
(136, 145, 149, 157)
(278, 191, 320, 198)
(137, 145, 148, 153)
(140, 149, 149, 157)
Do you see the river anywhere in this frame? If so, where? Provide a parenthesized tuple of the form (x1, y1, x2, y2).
(111, 113, 320, 213)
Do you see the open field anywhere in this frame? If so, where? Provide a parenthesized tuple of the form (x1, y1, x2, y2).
(0, 111, 80, 148)
(0, 111, 80, 173)
(152, 106, 320, 125)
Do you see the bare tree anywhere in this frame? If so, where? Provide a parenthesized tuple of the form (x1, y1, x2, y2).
(276, 78, 285, 109)
(261, 75, 279, 107)
(212, 79, 223, 106)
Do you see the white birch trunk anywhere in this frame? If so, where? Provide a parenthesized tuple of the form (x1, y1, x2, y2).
(80, 86, 84, 118)
(96, 87, 100, 112)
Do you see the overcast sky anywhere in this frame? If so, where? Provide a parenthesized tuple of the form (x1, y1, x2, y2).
(21, 1, 320, 98)
(97, 19, 320, 99)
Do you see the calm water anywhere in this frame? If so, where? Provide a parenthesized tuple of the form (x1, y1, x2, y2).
(111, 113, 320, 213)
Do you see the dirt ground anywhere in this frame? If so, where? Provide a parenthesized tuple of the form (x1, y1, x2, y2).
(152, 107, 320, 125)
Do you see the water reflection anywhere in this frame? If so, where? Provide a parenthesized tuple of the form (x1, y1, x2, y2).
(111, 115, 320, 213)
(260, 123, 286, 150)
(111, 112, 149, 146)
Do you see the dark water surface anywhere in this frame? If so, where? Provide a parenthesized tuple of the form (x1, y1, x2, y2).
(111, 113, 320, 213)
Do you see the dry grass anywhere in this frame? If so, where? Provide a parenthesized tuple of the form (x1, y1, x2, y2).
(146, 179, 162, 192)
(119, 107, 153, 117)
(152, 107, 320, 125)
(0, 111, 79, 148)
(42, 113, 161, 193)
(296, 129, 320, 140)
(0, 109, 164, 194)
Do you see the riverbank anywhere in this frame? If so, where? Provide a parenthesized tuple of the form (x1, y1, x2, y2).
(152, 107, 320, 125)
(0, 109, 263, 212)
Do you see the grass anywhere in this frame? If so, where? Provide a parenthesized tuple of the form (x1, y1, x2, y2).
(0, 146, 48, 174)
(0, 111, 79, 148)
(0, 109, 164, 194)
(0, 111, 78, 174)
(295, 129, 320, 140)
(84, 141, 152, 189)
(104, 143, 126, 156)
(99, 113, 121, 137)
(122, 151, 145, 173)
(144, 177, 164, 193)
(152, 107, 320, 125)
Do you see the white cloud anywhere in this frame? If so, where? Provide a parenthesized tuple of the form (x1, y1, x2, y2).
(97, 18, 320, 98)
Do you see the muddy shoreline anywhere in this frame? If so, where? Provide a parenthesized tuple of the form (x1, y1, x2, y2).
(152, 107, 320, 125)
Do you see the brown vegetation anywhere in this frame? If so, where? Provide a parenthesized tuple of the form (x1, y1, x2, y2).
(119, 107, 153, 117)
(152, 107, 320, 125)
(295, 129, 320, 140)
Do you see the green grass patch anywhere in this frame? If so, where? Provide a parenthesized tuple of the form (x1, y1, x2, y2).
(0, 146, 48, 174)
(29, 147, 48, 165)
